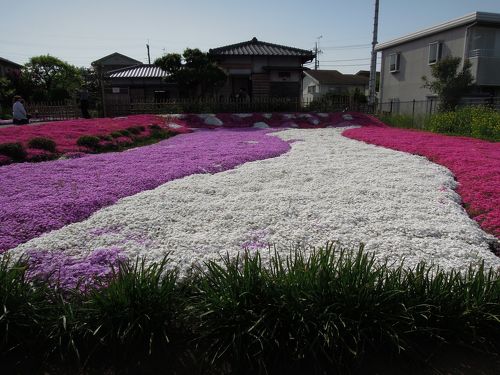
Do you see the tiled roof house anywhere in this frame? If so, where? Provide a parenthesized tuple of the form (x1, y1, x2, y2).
(209, 37, 315, 99)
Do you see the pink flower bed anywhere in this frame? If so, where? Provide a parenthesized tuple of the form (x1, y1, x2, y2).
(343, 125, 500, 238)
(0, 114, 190, 154)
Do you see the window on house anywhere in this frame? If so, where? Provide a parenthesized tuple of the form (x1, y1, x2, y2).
(278, 71, 291, 79)
(307, 85, 316, 94)
(389, 53, 400, 73)
(428, 42, 442, 64)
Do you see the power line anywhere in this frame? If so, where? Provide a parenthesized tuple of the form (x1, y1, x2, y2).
(321, 43, 371, 50)
(320, 57, 381, 62)
(315, 63, 378, 67)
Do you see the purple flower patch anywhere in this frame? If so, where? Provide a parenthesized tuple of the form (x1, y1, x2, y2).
(1, 129, 291, 252)
(25, 247, 125, 291)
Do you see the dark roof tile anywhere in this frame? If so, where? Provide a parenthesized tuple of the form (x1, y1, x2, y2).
(209, 37, 314, 58)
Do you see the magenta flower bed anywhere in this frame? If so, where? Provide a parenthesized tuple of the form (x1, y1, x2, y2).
(0, 114, 190, 153)
(0, 129, 291, 252)
(343, 126, 500, 238)
(168, 112, 376, 129)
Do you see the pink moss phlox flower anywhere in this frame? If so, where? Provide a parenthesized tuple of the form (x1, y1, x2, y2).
(0, 115, 190, 154)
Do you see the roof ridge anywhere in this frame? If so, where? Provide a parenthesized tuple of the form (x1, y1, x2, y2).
(209, 38, 313, 55)
(105, 63, 145, 75)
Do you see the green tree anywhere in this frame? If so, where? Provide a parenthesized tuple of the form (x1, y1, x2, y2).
(422, 56, 474, 112)
(22, 55, 82, 102)
(0, 77, 15, 114)
(155, 48, 226, 97)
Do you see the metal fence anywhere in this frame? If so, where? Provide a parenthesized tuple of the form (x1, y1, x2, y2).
(25, 101, 79, 122)
(378, 97, 500, 116)
(376, 97, 500, 128)
(105, 96, 364, 117)
(14, 96, 500, 123)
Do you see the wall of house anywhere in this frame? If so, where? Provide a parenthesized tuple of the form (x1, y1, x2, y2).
(0, 63, 20, 79)
(302, 74, 318, 102)
(379, 26, 467, 103)
(217, 55, 305, 98)
(302, 75, 367, 102)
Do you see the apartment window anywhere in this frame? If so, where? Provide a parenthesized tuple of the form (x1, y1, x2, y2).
(389, 53, 400, 72)
(428, 42, 442, 64)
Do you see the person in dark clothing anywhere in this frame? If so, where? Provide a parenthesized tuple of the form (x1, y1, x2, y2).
(12, 95, 29, 125)
(79, 88, 91, 118)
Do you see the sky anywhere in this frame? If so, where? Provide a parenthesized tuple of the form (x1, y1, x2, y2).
(1, 0, 500, 74)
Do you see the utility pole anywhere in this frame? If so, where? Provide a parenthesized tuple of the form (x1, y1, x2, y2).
(146, 41, 151, 64)
(314, 35, 323, 70)
(368, 0, 379, 108)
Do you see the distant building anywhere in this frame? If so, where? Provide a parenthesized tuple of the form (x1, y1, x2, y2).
(91, 52, 142, 75)
(302, 70, 370, 102)
(0, 57, 22, 79)
(376, 12, 500, 107)
(103, 64, 178, 116)
(209, 37, 315, 99)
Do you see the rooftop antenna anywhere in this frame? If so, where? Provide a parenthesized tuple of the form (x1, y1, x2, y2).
(368, 0, 379, 108)
(146, 39, 151, 64)
(314, 35, 323, 70)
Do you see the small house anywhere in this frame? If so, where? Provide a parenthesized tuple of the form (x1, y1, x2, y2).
(302, 70, 369, 102)
(209, 37, 315, 99)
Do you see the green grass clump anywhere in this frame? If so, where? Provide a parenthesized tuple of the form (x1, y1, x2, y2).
(27, 137, 57, 153)
(0, 142, 27, 161)
(126, 126, 142, 135)
(80, 257, 190, 369)
(76, 135, 100, 150)
(98, 134, 113, 142)
(1, 245, 500, 373)
(110, 131, 122, 138)
(378, 113, 428, 129)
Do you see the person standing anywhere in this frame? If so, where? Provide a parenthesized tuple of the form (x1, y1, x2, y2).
(12, 95, 29, 125)
(79, 88, 91, 118)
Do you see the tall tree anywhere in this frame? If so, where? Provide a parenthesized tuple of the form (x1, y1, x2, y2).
(22, 55, 82, 101)
(155, 48, 226, 97)
(422, 56, 474, 111)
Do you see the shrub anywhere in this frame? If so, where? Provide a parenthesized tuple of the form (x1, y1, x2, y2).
(110, 131, 122, 138)
(426, 106, 500, 141)
(98, 135, 113, 142)
(119, 129, 131, 137)
(0, 142, 27, 160)
(150, 128, 173, 139)
(27, 137, 57, 153)
(126, 126, 141, 135)
(76, 135, 100, 150)
(149, 124, 162, 131)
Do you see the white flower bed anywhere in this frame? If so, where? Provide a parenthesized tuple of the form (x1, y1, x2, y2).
(10, 128, 500, 273)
